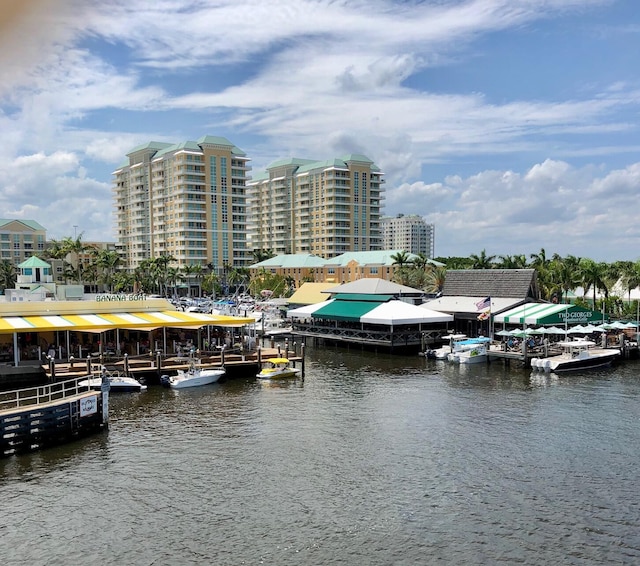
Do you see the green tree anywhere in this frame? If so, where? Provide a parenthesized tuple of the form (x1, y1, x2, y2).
(0, 260, 17, 292)
(579, 259, 609, 308)
(469, 249, 495, 269)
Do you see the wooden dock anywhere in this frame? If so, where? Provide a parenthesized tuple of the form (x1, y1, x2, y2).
(42, 346, 305, 384)
(0, 377, 108, 457)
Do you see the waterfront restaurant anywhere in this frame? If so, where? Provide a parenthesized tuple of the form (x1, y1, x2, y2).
(0, 295, 254, 367)
(287, 278, 453, 353)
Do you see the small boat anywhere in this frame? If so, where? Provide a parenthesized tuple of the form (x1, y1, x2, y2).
(257, 357, 300, 380)
(161, 361, 225, 389)
(79, 367, 147, 393)
(531, 339, 619, 372)
(447, 337, 491, 364)
(423, 334, 468, 359)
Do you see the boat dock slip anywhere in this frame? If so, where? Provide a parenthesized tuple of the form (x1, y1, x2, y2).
(41, 346, 304, 383)
(0, 377, 108, 457)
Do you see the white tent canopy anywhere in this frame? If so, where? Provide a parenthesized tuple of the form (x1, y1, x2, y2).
(360, 301, 453, 325)
(287, 299, 335, 319)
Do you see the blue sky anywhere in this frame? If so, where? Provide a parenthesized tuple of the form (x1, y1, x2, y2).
(1, 0, 639, 261)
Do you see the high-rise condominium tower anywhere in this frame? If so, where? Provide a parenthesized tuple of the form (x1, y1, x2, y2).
(247, 154, 384, 258)
(113, 136, 250, 272)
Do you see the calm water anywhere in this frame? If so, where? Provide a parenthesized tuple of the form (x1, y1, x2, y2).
(1, 346, 640, 565)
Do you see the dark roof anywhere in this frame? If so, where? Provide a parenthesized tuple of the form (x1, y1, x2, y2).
(442, 269, 539, 299)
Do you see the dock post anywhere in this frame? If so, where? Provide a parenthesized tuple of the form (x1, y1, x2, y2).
(156, 350, 162, 372)
(49, 357, 55, 381)
(101, 370, 110, 427)
(124, 353, 129, 376)
(86, 354, 92, 375)
(301, 344, 305, 378)
(257, 346, 262, 365)
(285, 339, 289, 358)
(221, 345, 226, 367)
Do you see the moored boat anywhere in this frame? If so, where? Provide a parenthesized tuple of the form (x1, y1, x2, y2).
(79, 367, 147, 393)
(531, 339, 619, 372)
(161, 360, 225, 389)
(447, 337, 491, 364)
(257, 357, 300, 380)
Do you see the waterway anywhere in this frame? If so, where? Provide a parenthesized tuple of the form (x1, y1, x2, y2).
(2, 346, 639, 565)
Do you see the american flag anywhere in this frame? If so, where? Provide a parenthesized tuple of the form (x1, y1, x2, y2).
(475, 296, 491, 311)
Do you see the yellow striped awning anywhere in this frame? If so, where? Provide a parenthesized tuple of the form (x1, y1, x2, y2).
(0, 311, 254, 334)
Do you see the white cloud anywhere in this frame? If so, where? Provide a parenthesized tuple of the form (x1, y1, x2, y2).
(0, 0, 635, 261)
(387, 160, 640, 260)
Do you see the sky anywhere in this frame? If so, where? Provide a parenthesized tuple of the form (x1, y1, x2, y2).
(1, 0, 639, 262)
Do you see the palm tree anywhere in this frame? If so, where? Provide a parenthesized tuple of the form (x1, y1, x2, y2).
(0, 259, 17, 292)
(412, 252, 430, 270)
(622, 260, 640, 301)
(181, 264, 198, 297)
(390, 250, 411, 267)
(469, 249, 495, 269)
(424, 265, 447, 295)
(252, 249, 275, 264)
(550, 254, 581, 302)
(579, 259, 609, 308)
(93, 249, 121, 292)
(497, 254, 527, 269)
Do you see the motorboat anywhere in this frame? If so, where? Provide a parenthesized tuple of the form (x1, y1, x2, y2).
(257, 357, 301, 380)
(531, 339, 619, 372)
(447, 337, 491, 364)
(423, 334, 468, 359)
(161, 360, 225, 389)
(79, 367, 147, 393)
(456, 338, 492, 365)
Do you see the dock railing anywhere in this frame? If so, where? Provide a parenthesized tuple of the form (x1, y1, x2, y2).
(0, 377, 89, 413)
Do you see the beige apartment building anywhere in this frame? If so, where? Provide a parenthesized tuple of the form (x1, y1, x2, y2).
(247, 154, 384, 258)
(0, 219, 47, 265)
(113, 136, 251, 272)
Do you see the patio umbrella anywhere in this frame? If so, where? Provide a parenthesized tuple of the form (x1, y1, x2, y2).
(542, 326, 567, 335)
(495, 330, 511, 337)
(526, 327, 544, 335)
(581, 324, 600, 333)
(508, 329, 527, 338)
(567, 325, 587, 334)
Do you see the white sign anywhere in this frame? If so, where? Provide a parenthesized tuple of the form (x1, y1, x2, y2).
(80, 395, 98, 417)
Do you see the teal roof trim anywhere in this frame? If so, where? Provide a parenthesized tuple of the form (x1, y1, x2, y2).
(19, 256, 51, 268)
(197, 135, 247, 157)
(266, 157, 317, 170)
(154, 141, 202, 158)
(324, 250, 414, 267)
(312, 300, 382, 322)
(340, 153, 374, 164)
(250, 253, 326, 269)
(0, 219, 46, 231)
(126, 141, 173, 156)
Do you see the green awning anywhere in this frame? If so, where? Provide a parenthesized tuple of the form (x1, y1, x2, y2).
(312, 300, 382, 321)
(494, 303, 605, 325)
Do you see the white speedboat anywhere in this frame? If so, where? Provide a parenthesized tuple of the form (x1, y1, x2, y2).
(447, 337, 491, 364)
(424, 334, 468, 359)
(80, 368, 147, 393)
(531, 340, 619, 373)
(161, 364, 225, 389)
(257, 357, 300, 380)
